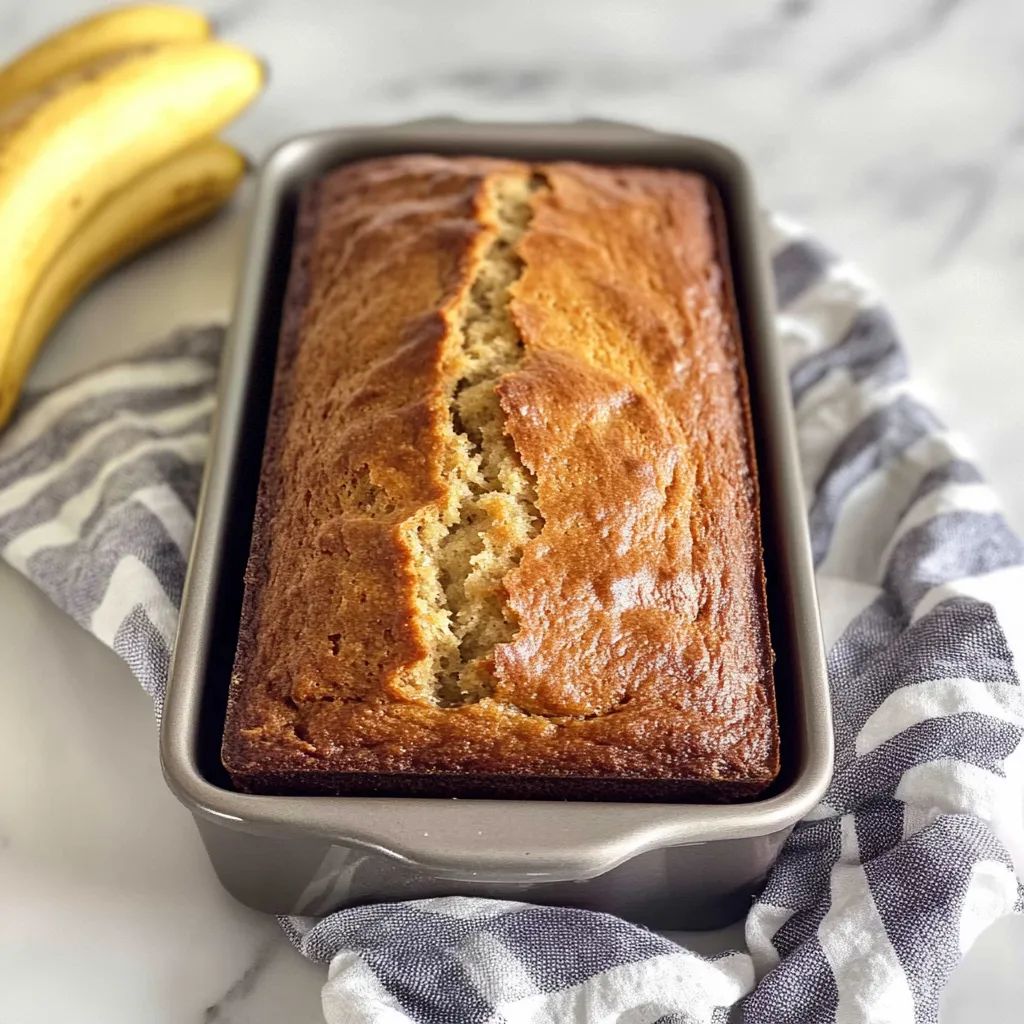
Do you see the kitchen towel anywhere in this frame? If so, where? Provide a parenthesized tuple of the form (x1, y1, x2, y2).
(0, 213, 1022, 1023)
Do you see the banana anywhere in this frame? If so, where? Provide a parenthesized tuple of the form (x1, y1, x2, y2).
(0, 41, 263, 426)
(0, 5, 211, 110)
(14, 140, 246, 382)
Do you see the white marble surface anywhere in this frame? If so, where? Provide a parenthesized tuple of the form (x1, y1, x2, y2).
(2, 1, 1024, 1021)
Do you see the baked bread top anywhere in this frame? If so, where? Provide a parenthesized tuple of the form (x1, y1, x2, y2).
(222, 154, 777, 799)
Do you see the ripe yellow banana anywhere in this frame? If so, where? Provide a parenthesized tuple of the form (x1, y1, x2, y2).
(14, 140, 246, 393)
(0, 41, 263, 426)
(0, 5, 211, 110)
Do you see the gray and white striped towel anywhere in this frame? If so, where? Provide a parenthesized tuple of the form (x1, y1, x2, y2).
(1, 213, 1022, 1024)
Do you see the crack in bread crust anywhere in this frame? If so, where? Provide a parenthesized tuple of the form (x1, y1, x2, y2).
(407, 172, 543, 706)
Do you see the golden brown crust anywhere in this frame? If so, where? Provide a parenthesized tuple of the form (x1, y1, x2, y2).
(222, 154, 777, 800)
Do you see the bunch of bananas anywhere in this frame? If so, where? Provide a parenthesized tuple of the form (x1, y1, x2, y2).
(0, 4, 265, 429)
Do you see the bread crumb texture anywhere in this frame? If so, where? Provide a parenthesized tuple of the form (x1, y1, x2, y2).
(224, 155, 777, 793)
(408, 172, 540, 705)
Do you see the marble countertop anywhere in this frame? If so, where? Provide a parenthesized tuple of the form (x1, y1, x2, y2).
(3, 0, 1024, 1020)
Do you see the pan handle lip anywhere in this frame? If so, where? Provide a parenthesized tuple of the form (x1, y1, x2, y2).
(160, 745, 833, 883)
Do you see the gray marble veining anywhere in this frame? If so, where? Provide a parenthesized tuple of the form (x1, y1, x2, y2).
(204, 937, 279, 1023)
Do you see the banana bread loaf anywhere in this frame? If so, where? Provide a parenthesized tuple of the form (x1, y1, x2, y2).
(222, 154, 778, 800)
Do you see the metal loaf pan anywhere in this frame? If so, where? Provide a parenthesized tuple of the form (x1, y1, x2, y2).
(160, 119, 833, 930)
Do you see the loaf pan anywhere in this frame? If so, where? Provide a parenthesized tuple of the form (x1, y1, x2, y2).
(160, 119, 833, 930)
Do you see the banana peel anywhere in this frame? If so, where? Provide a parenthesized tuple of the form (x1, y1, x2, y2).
(0, 5, 211, 109)
(0, 40, 262, 427)
(16, 139, 246, 380)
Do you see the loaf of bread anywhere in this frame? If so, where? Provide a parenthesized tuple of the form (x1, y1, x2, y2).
(222, 154, 778, 800)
